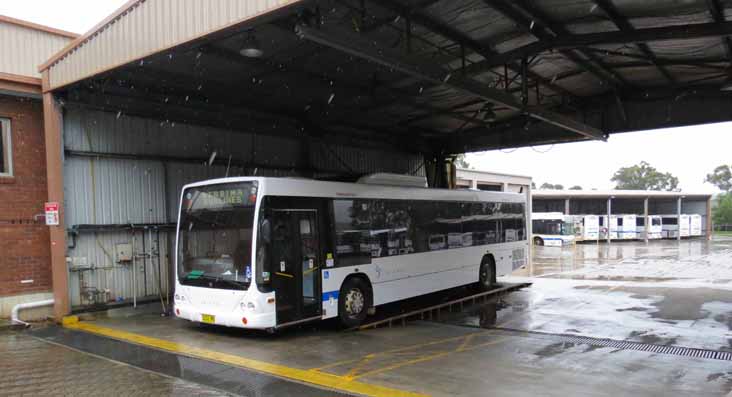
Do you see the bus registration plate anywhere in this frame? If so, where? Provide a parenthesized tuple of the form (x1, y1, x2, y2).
(201, 314, 215, 324)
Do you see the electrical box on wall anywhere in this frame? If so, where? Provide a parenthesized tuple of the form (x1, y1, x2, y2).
(115, 243, 133, 263)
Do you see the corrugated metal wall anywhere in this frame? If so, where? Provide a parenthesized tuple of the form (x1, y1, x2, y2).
(0, 21, 71, 78)
(47, 0, 304, 89)
(63, 107, 423, 308)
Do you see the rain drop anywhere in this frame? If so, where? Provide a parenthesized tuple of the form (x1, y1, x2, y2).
(116, 111, 122, 119)
(529, 20, 535, 30)
(589, 4, 598, 13)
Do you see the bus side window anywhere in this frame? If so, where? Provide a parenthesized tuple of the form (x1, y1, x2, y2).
(333, 200, 372, 267)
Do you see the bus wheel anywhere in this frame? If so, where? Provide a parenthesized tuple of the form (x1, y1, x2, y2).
(534, 237, 544, 246)
(339, 277, 370, 327)
(479, 256, 497, 289)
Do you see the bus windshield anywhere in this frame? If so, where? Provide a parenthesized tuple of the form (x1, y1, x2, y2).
(177, 182, 257, 290)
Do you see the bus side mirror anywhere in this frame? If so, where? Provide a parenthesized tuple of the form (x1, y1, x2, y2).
(260, 218, 272, 244)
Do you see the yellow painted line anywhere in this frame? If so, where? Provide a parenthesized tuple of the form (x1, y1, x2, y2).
(64, 321, 428, 397)
(350, 337, 509, 380)
(275, 272, 294, 278)
(308, 332, 482, 372)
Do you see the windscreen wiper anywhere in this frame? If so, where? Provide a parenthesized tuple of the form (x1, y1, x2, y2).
(185, 274, 247, 289)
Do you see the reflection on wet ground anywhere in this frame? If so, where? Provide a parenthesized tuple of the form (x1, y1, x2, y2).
(517, 236, 732, 281)
(438, 236, 732, 352)
(440, 279, 732, 351)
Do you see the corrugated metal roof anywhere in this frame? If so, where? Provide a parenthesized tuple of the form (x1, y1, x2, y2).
(41, 0, 304, 90)
(0, 16, 74, 79)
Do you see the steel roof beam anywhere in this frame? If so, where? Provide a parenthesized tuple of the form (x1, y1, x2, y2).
(706, 0, 732, 60)
(593, 0, 676, 84)
(296, 23, 605, 140)
(362, 0, 577, 100)
(461, 20, 732, 76)
(485, 0, 628, 88)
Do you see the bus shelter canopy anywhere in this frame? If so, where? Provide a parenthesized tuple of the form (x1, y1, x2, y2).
(43, 0, 732, 155)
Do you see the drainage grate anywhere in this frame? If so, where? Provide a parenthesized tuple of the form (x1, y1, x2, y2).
(493, 328, 732, 361)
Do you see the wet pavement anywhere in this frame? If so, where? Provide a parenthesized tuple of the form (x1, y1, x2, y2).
(520, 236, 732, 282)
(9, 236, 732, 396)
(0, 330, 234, 396)
(45, 299, 732, 397)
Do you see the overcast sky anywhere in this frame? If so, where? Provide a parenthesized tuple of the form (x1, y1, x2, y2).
(467, 123, 731, 194)
(0, 0, 125, 34)
(2, 1, 730, 194)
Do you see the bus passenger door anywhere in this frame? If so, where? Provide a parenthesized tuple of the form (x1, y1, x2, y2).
(270, 209, 321, 325)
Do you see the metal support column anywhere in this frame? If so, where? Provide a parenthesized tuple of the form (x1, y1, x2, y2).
(42, 70, 70, 320)
(607, 197, 612, 244)
(644, 197, 649, 243)
(564, 199, 570, 215)
(677, 197, 682, 241)
(707, 196, 713, 240)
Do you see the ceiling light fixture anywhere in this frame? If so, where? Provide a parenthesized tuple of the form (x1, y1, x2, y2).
(240, 29, 263, 58)
(482, 103, 496, 123)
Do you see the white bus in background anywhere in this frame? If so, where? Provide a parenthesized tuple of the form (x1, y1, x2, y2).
(599, 215, 619, 240)
(569, 215, 600, 241)
(636, 215, 662, 239)
(174, 176, 528, 330)
(531, 212, 575, 246)
(661, 214, 690, 238)
(618, 214, 638, 240)
(689, 214, 703, 237)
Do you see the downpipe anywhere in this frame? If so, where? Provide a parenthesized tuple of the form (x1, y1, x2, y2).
(11, 299, 54, 327)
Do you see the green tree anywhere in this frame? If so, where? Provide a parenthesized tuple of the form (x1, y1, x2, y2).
(540, 183, 564, 190)
(706, 165, 732, 192)
(611, 161, 679, 191)
(713, 193, 732, 225)
(569, 185, 583, 190)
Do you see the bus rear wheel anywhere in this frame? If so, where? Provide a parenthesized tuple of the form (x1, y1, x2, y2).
(534, 237, 544, 246)
(339, 277, 371, 327)
(479, 256, 497, 289)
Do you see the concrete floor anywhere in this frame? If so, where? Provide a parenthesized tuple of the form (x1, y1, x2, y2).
(19, 236, 732, 397)
(50, 292, 732, 397)
(0, 331, 234, 396)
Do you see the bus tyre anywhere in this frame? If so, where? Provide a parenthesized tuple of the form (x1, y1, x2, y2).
(534, 237, 544, 246)
(339, 277, 370, 327)
(479, 256, 497, 289)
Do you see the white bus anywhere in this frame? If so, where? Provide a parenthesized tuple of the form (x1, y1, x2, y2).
(568, 215, 600, 241)
(636, 215, 662, 239)
(617, 214, 638, 240)
(599, 215, 619, 240)
(661, 214, 690, 238)
(173, 177, 528, 330)
(531, 212, 575, 246)
(689, 214, 703, 237)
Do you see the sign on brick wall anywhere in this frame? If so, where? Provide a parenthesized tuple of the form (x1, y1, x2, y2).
(44, 202, 59, 226)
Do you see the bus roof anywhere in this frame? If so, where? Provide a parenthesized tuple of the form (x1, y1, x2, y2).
(181, 177, 526, 204)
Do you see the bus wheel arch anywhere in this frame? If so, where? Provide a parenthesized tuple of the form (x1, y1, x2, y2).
(338, 274, 373, 327)
(533, 236, 544, 246)
(479, 254, 497, 289)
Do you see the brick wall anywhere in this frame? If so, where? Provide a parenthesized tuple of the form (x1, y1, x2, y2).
(0, 94, 51, 296)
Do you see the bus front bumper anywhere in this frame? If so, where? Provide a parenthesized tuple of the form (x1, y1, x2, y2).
(174, 303, 276, 330)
